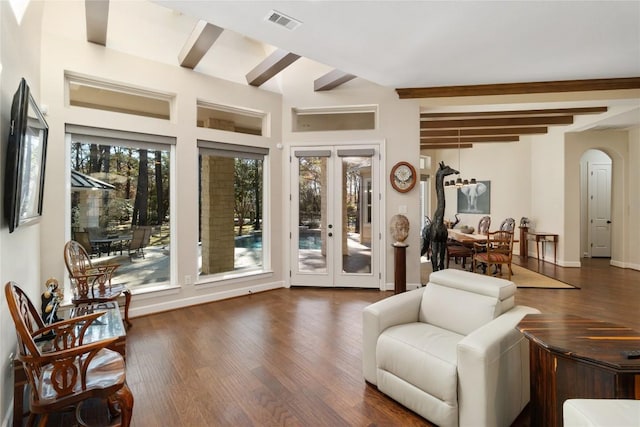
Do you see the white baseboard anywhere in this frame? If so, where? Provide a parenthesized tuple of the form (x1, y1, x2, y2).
(129, 280, 285, 318)
(610, 259, 640, 271)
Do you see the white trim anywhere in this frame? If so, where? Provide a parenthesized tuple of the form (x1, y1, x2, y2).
(129, 280, 285, 318)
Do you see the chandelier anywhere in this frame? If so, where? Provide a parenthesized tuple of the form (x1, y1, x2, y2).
(445, 129, 476, 188)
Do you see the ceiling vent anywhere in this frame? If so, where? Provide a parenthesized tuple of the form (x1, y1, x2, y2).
(265, 10, 302, 30)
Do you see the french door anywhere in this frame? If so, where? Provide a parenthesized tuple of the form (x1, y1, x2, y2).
(290, 145, 381, 288)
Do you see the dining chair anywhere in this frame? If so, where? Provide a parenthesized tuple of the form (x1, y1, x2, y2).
(446, 216, 491, 269)
(472, 230, 515, 280)
(500, 217, 516, 232)
(64, 240, 132, 328)
(5, 281, 133, 426)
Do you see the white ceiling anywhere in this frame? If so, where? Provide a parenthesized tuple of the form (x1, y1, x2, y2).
(156, 0, 640, 89)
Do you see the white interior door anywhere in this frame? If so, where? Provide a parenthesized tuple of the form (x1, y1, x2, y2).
(290, 145, 380, 288)
(589, 162, 612, 257)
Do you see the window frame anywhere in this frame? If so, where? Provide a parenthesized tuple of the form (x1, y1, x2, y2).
(196, 140, 271, 284)
(65, 125, 177, 295)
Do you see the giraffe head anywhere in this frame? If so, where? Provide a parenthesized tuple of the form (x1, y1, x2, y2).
(437, 161, 458, 177)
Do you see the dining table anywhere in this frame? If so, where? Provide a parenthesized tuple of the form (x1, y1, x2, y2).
(447, 229, 489, 244)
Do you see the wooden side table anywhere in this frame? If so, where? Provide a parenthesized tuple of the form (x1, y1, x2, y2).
(517, 314, 640, 427)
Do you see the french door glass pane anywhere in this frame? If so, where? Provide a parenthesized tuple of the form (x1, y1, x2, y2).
(297, 156, 327, 273)
(341, 156, 372, 274)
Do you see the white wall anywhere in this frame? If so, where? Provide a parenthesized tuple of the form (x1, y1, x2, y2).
(566, 130, 633, 268)
(278, 58, 422, 288)
(39, 2, 286, 318)
(426, 138, 533, 255)
(0, 2, 45, 424)
(628, 127, 640, 270)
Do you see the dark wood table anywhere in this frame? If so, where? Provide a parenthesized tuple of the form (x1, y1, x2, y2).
(13, 302, 126, 427)
(517, 314, 640, 427)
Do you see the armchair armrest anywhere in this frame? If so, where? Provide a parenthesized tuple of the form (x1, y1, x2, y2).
(362, 287, 425, 384)
(457, 305, 540, 427)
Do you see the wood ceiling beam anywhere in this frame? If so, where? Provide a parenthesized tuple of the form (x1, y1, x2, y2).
(420, 106, 608, 119)
(421, 144, 473, 150)
(421, 115, 574, 129)
(178, 21, 224, 69)
(246, 49, 301, 87)
(421, 136, 520, 144)
(421, 127, 548, 137)
(397, 77, 640, 99)
(314, 69, 357, 91)
(85, 0, 109, 46)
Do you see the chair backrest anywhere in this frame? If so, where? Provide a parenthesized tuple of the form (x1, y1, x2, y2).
(488, 230, 514, 259)
(141, 226, 152, 246)
(4, 282, 45, 359)
(420, 269, 515, 335)
(64, 240, 94, 275)
(129, 228, 146, 250)
(499, 217, 516, 232)
(477, 216, 491, 234)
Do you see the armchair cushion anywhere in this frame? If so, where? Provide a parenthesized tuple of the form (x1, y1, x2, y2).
(378, 323, 462, 402)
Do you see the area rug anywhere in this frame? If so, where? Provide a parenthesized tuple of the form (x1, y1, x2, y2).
(420, 260, 576, 289)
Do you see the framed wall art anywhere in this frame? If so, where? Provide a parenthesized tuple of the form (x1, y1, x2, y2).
(457, 180, 490, 214)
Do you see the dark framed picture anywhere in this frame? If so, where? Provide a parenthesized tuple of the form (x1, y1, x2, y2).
(457, 180, 490, 214)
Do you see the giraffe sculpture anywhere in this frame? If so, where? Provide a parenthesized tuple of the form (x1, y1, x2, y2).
(430, 161, 459, 271)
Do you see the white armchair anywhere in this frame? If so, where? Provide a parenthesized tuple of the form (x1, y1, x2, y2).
(363, 269, 539, 427)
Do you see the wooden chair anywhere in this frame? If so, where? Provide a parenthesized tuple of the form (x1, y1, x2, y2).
(446, 216, 491, 269)
(499, 217, 516, 232)
(64, 240, 132, 328)
(4, 282, 133, 427)
(472, 230, 515, 280)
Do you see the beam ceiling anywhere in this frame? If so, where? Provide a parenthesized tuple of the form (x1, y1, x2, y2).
(85, 0, 110, 46)
(246, 49, 301, 87)
(398, 77, 640, 99)
(420, 107, 608, 149)
(178, 21, 224, 69)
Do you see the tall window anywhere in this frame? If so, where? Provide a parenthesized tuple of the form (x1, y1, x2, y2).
(198, 141, 268, 277)
(67, 125, 173, 289)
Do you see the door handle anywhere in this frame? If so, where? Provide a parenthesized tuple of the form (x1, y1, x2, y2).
(328, 232, 333, 237)
(607, 220, 612, 224)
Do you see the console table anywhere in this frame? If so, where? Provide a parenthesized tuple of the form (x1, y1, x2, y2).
(13, 302, 126, 427)
(517, 314, 640, 427)
(519, 227, 558, 264)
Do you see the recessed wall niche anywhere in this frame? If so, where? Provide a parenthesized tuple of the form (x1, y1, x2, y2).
(292, 106, 377, 132)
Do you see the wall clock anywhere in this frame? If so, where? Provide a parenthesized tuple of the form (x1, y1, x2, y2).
(390, 161, 417, 193)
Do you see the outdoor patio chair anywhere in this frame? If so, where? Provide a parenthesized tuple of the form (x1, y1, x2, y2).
(128, 228, 147, 260)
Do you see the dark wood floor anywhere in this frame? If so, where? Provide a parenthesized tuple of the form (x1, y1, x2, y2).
(43, 257, 640, 426)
